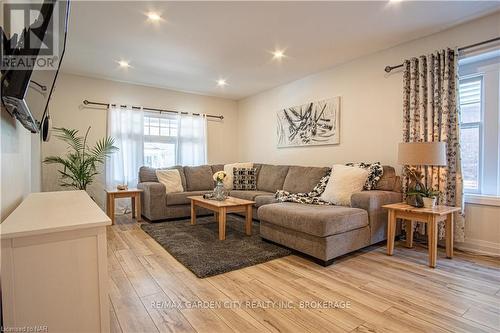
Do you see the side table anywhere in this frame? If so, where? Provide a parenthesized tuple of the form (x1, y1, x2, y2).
(105, 188, 144, 225)
(382, 203, 461, 268)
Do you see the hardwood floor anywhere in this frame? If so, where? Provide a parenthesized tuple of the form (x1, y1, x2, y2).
(108, 214, 500, 333)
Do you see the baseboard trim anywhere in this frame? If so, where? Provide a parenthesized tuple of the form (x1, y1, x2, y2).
(455, 238, 500, 256)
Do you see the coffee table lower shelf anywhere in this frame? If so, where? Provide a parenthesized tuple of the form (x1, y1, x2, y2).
(188, 196, 256, 240)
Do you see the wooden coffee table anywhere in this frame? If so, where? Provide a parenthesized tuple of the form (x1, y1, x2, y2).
(188, 196, 255, 240)
(383, 203, 461, 268)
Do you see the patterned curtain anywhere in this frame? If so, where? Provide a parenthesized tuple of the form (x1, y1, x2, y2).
(402, 48, 465, 242)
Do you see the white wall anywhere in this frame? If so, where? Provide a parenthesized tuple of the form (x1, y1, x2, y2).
(0, 5, 41, 221)
(0, 110, 41, 221)
(237, 12, 500, 167)
(236, 12, 500, 255)
(461, 203, 500, 255)
(42, 73, 238, 208)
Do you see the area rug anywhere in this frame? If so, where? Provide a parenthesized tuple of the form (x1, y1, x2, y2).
(140, 214, 291, 278)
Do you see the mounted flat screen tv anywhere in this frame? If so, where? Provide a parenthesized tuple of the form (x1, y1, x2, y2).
(1, 0, 70, 133)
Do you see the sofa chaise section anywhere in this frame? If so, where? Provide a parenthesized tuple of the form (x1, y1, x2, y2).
(259, 203, 371, 266)
(258, 168, 402, 264)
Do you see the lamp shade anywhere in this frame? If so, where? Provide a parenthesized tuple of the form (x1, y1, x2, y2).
(398, 142, 447, 166)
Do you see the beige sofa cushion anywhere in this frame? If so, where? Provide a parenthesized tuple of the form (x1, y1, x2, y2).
(139, 166, 158, 183)
(166, 190, 211, 206)
(184, 165, 214, 191)
(211, 164, 224, 174)
(257, 164, 289, 192)
(320, 165, 369, 206)
(283, 166, 330, 193)
(156, 169, 184, 193)
(258, 203, 369, 237)
(255, 195, 279, 207)
(230, 190, 273, 201)
(375, 166, 398, 191)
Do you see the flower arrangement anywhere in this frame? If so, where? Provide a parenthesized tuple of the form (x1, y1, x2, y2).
(213, 171, 227, 184)
(212, 171, 228, 201)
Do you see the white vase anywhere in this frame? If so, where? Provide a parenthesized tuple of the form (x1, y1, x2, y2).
(422, 197, 437, 208)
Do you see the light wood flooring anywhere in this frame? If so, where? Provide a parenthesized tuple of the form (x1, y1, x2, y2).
(108, 214, 500, 333)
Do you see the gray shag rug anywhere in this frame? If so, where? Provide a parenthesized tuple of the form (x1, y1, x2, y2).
(140, 214, 291, 278)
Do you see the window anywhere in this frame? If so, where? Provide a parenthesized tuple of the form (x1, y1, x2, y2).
(143, 112, 207, 168)
(459, 49, 500, 197)
(143, 113, 178, 168)
(459, 76, 482, 193)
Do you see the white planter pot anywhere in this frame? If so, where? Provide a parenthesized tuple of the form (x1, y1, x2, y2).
(422, 197, 437, 208)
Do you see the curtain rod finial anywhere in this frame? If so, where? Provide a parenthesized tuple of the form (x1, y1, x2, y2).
(384, 66, 392, 73)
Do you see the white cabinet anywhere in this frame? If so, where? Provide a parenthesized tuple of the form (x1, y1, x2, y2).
(1, 191, 111, 332)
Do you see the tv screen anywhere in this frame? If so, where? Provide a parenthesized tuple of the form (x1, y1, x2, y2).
(1, 0, 70, 133)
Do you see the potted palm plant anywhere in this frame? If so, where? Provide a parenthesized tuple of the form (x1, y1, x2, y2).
(44, 127, 118, 191)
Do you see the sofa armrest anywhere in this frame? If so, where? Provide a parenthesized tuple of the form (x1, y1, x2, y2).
(138, 182, 167, 221)
(351, 191, 402, 244)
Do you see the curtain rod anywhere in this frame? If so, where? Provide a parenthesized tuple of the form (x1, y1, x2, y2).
(82, 100, 224, 120)
(384, 36, 500, 73)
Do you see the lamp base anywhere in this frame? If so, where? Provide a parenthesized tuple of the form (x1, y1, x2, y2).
(406, 194, 424, 208)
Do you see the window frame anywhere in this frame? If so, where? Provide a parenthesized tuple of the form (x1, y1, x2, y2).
(144, 113, 178, 143)
(143, 112, 179, 168)
(459, 74, 484, 194)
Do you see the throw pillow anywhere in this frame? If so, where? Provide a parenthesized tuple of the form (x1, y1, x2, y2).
(223, 162, 253, 189)
(155, 169, 184, 193)
(233, 168, 257, 190)
(320, 164, 369, 206)
(345, 162, 384, 190)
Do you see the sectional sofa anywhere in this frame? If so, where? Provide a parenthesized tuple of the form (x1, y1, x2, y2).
(138, 163, 402, 265)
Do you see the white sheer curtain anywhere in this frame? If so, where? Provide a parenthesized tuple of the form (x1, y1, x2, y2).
(106, 105, 144, 213)
(176, 113, 207, 166)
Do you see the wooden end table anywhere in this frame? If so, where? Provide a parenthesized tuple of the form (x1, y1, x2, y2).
(383, 203, 461, 268)
(188, 196, 255, 240)
(105, 188, 144, 225)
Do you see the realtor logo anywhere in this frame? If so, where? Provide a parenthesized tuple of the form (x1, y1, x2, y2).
(1, 0, 66, 70)
(4, 2, 55, 54)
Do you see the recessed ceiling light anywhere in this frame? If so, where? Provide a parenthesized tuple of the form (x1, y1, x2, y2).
(146, 12, 162, 22)
(217, 79, 227, 87)
(272, 49, 285, 60)
(117, 60, 131, 68)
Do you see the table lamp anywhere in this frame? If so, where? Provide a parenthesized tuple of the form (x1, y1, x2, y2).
(398, 142, 447, 207)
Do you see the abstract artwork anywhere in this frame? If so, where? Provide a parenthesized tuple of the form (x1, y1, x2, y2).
(277, 97, 340, 148)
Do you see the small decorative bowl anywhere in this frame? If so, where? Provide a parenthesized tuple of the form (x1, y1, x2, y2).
(117, 184, 128, 191)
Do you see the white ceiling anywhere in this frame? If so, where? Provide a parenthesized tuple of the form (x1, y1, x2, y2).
(61, 1, 500, 100)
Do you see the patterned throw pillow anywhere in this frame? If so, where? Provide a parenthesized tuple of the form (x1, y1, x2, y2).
(275, 169, 333, 205)
(345, 162, 384, 190)
(233, 168, 257, 190)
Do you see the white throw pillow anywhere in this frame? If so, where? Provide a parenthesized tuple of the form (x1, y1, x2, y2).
(155, 169, 184, 193)
(223, 162, 253, 190)
(320, 164, 369, 206)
